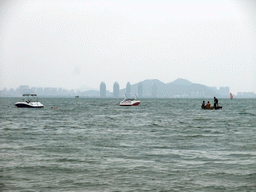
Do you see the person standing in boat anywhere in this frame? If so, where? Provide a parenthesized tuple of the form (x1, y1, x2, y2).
(214, 97, 218, 108)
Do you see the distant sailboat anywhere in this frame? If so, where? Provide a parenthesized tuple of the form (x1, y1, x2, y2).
(230, 92, 233, 99)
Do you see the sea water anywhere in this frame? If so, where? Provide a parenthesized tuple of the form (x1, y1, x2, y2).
(1, 98, 256, 191)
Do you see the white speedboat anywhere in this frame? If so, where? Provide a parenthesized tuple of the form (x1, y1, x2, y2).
(120, 94, 140, 106)
(15, 94, 44, 108)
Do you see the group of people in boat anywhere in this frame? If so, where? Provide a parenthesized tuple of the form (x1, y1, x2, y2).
(202, 97, 218, 108)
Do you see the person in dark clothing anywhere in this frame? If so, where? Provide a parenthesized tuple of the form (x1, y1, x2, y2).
(214, 97, 218, 108)
(201, 101, 205, 107)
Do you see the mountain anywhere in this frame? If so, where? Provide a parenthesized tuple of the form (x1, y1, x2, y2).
(170, 78, 193, 85)
(77, 78, 229, 98)
(119, 78, 223, 98)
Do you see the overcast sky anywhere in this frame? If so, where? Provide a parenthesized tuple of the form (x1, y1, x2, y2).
(1, 0, 256, 94)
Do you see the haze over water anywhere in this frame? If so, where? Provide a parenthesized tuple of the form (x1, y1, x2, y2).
(1, 1, 256, 93)
(1, 98, 256, 191)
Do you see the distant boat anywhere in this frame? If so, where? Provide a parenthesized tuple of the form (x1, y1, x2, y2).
(230, 93, 233, 99)
(120, 94, 140, 106)
(15, 94, 44, 108)
(75, 96, 79, 98)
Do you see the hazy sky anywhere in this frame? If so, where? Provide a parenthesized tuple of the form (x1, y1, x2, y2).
(1, 0, 256, 94)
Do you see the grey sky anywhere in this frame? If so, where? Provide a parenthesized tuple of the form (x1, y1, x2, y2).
(1, 0, 255, 94)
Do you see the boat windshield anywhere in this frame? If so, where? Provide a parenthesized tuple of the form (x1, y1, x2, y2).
(124, 98, 135, 101)
(122, 94, 139, 102)
(22, 94, 39, 102)
(23, 94, 37, 96)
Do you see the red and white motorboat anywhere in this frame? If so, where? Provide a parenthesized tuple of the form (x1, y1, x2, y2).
(120, 95, 140, 106)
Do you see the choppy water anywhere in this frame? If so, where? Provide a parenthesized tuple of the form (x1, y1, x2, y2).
(1, 98, 256, 191)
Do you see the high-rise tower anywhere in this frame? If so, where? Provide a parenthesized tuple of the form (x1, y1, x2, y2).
(100, 82, 106, 97)
(126, 82, 131, 97)
(113, 82, 119, 98)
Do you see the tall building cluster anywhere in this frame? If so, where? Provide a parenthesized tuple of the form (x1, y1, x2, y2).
(99, 81, 140, 98)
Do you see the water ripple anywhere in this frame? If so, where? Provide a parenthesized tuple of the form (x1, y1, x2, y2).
(1, 98, 256, 191)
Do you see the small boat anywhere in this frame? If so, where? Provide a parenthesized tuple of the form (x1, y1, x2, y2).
(75, 96, 79, 98)
(15, 94, 44, 108)
(120, 94, 140, 106)
(202, 105, 222, 110)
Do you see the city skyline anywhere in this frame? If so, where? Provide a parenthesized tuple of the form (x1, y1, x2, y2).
(0, 77, 250, 95)
(1, 78, 255, 98)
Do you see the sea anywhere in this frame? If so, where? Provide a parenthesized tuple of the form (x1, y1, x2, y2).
(1, 97, 256, 191)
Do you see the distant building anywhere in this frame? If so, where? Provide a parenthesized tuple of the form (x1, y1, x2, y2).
(8, 88, 16, 96)
(237, 92, 255, 98)
(219, 86, 229, 97)
(237, 92, 243, 97)
(243, 92, 254, 97)
(70, 89, 75, 95)
(113, 82, 119, 98)
(138, 83, 143, 98)
(126, 82, 131, 97)
(19, 85, 31, 95)
(44, 87, 58, 96)
(100, 82, 106, 97)
(31, 87, 43, 95)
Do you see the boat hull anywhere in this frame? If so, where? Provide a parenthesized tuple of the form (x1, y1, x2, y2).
(202, 106, 222, 110)
(15, 102, 44, 108)
(120, 94, 140, 106)
(120, 101, 140, 106)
